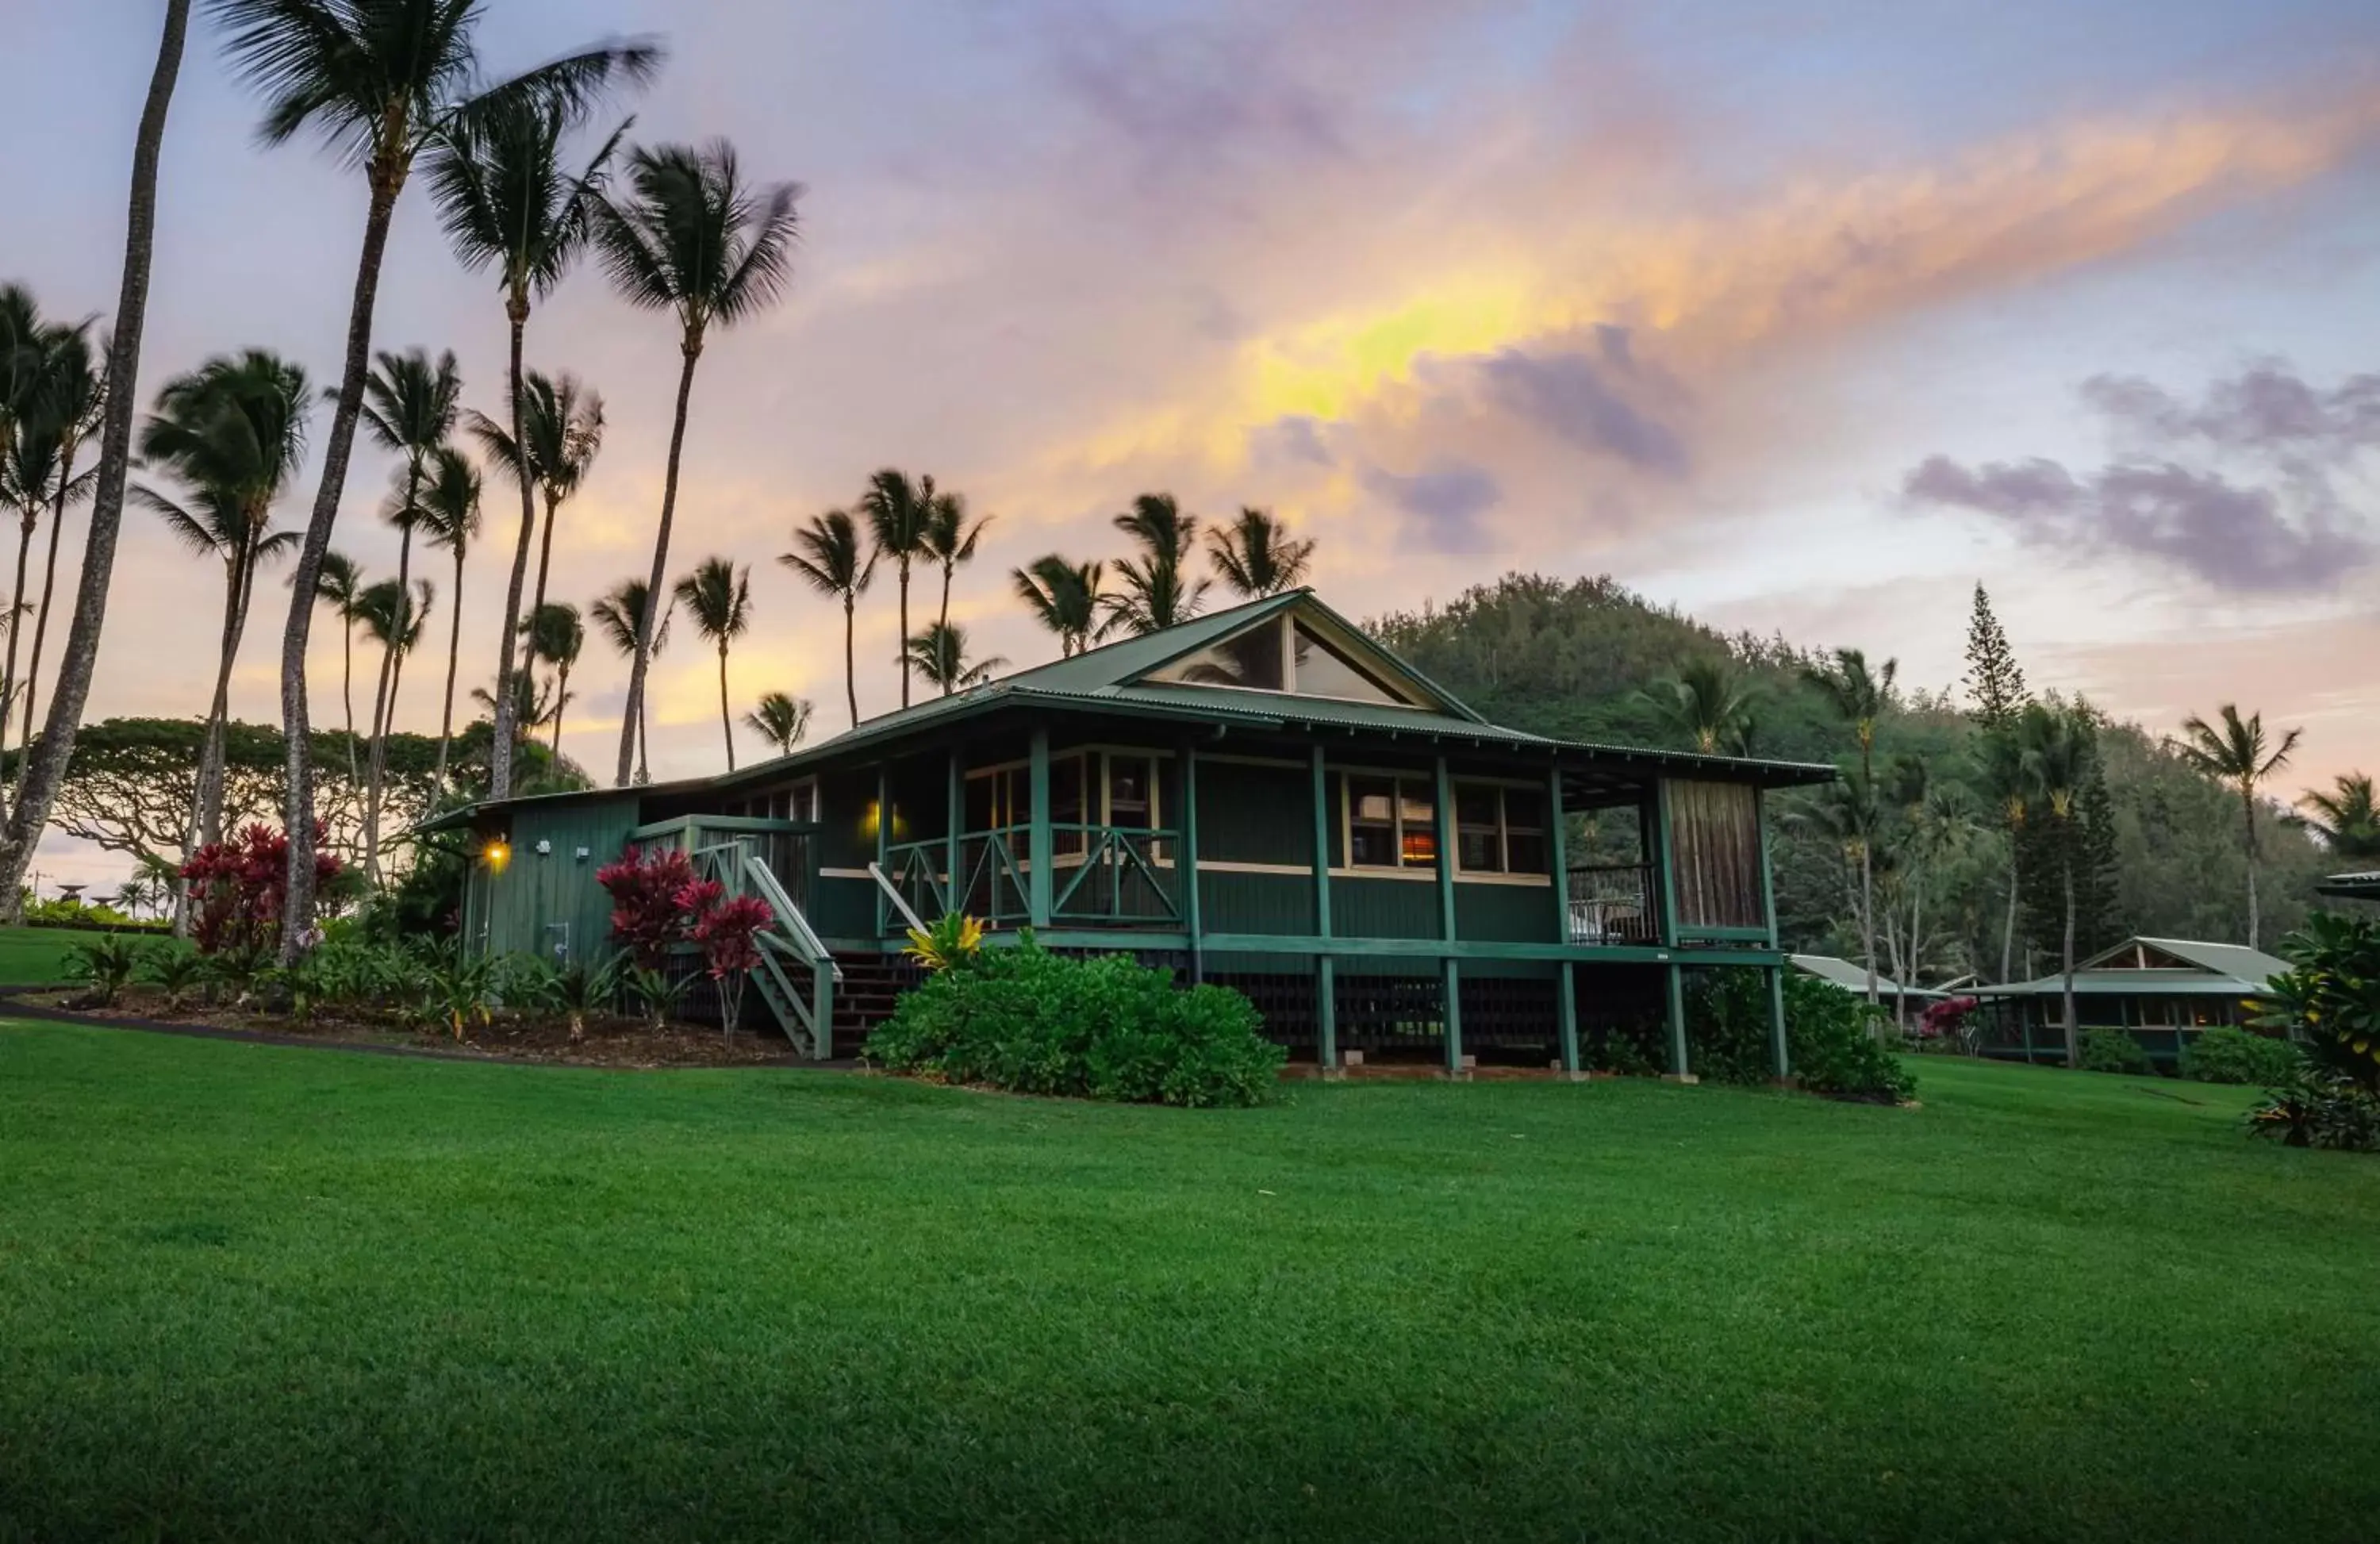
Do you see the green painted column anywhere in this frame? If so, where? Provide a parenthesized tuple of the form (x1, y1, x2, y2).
(1756, 789, 1788, 1081)
(945, 747, 963, 920)
(1181, 742, 1204, 983)
(1665, 962, 1689, 1079)
(874, 764, 892, 937)
(1027, 725, 1054, 928)
(1311, 743, 1337, 1070)
(1546, 762, 1580, 1074)
(1651, 778, 1681, 947)
(1435, 753, 1462, 1075)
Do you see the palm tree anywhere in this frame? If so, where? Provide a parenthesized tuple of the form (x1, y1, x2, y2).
(921, 486, 992, 680)
(1012, 555, 1104, 659)
(356, 573, 433, 881)
(1107, 493, 1209, 636)
(0, 0, 193, 925)
(1802, 647, 1898, 1002)
(2174, 705, 2302, 947)
(413, 446, 481, 789)
(780, 509, 875, 730)
(0, 286, 44, 447)
(1637, 656, 1756, 756)
(903, 622, 1006, 694)
(859, 469, 935, 709)
(1205, 506, 1315, 598)
(131, 351, 311, 853)
(465, 371, 604, 624)
(213, 0, 658, 954)
(356, 347, 460, 874)
(309, 550, 367, 789)
(674, 556, 752, 770)
(470, 671, 559, 745)
(594, 138, 799, 785)
(744, 691, 812, 757)
(521, 601, 584, 755)
(2019, 701, 2094, 1067)
(14, 328, 103, 762)
(428, 89, 630, 799)
(590, 578, 671, 782)
(2297, 774, 2380, 864)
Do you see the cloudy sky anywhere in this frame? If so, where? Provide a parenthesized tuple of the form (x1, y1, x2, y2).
(8, 0, 2380, 888)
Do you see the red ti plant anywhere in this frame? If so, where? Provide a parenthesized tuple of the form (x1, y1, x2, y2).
(595, 847, 699, 970)
(182, 824, 344, 962)
(682, 876, 774, 1041)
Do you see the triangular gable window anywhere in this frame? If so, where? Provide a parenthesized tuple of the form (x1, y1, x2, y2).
(1144, 611, 1425, 707)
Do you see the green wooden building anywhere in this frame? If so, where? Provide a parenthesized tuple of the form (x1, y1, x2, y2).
(422, 590, 1832, 1074)
(1971, 935, 2287, 1068)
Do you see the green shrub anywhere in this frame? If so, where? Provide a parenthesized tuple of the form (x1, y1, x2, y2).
(866, 939, 1284, 1108)
(2256, 912, 2380, 1093)
(65, 935, 142, 1007)
(2078, 1027, 2153, 1075)
(2248, 1070, 2380, 1151)
(1686, 969, 1914, 1101)
(141, 944, 205, 1010)
(2180, 1027, 2302, 1086)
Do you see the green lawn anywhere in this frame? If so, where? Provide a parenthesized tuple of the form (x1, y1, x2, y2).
(0, 925, 88, 985)
(6, 1024, 2378, 1542)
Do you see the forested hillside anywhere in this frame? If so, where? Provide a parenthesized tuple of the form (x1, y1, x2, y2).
(1371, 574, 2344, 984)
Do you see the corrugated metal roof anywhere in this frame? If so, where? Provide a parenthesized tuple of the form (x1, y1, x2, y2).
(1977, 936, 2286, 997)
(1788, 954, 1937, 997)
(2318, 871, 2380, 899)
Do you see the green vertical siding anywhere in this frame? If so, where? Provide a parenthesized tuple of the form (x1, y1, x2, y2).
(1335, 877, 1436, 937)
(1200, 870, 1311, 934)
(477, 795, 642, 960)
(1455, 883, 1557, 943)
(1197, 762, 1311, 863)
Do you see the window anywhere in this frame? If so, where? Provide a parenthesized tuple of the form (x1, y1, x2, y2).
(1107, 754, 1154, 827)
(1292, 622, 1407, 705)
(1148, 628, 1285, 689)
(965, 766, 1027, 830)
(1453, 783, 1548, 875)
(1345, 774, 1437, 870)
(1050, 755, 1087, 856)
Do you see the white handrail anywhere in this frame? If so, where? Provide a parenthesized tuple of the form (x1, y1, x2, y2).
(742, 855, 842, 983)
(866, 861, 930, 935)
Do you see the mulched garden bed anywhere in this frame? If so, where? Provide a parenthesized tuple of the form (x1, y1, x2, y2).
(6, 987, 804, 1070)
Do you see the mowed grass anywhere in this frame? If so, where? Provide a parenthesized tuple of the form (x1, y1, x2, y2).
(5, 1025, 2378, 1542)
(0, 925, 89, 985)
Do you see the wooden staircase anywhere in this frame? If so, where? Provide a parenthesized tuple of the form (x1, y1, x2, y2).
(828, 954, 925, 1047)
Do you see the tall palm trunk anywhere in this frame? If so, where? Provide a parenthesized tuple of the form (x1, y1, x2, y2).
(435, 546, 463, 789)
(2, 508, 40, 812)
(936, 565, 953, 697)
(895, 560, 912, 709)
(531, 488, 560, 621)
(616, 331, 703, 785)
(362, 473, 418, 883)
(842, 593, 857, 728)
(281, 151, 406, 965)
(339, 620, 358, 790)
(489, 300, 536, 800)
(175, 563, 246, 937)
(551, 658, 570, 757)
(0, 0, 189, 925)
(2242, 791, 2260, 949)
(637, 682, 651, 784)
(21, 440, 80, 753)
(2000, 833, 2020, 982)
(716, 639, 734, 771)
(2060, 856, 2079, 1070)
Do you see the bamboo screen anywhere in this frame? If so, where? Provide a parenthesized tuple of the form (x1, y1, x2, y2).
(1664, 779, 1768, 932)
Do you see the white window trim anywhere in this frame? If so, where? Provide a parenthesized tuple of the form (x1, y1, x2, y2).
(1452, 781, 1548, 879)
(1340, 770, 1440, 873)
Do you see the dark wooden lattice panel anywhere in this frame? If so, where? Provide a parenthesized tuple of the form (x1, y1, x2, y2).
(1207, 972, 1319, 1050)
(1457, 973, 1560, 1054)
(1334, 974, 1445, 1052)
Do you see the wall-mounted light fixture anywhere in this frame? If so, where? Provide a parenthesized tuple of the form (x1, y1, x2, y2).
(482, 839, 512, 875)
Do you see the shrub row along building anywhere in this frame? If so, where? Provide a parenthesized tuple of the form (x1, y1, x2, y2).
(420, 591, 1835, 1074)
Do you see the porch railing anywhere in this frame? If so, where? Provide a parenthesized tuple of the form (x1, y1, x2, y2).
(879, 824, 1181, 931)
(1567, 862, 1660, 945)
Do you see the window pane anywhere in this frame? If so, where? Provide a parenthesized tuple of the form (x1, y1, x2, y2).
(1398, 783, 1434, 827)
(1505, 831, 1548, 875)
(1109, 755, 1152, 820)
(1147, 627, 1284, 689)
(1401, 824, 1438, 866)
(1349, 777, 1395, 825)
(1292, 623, 1406, 705)
(1502, 789, 1544, 832)
(1349, 824, 1396, 866)
(1455, 785, 1499, 828)
(1458, 830, 1503, 872)
(1051, 755, 1084, 824)
(1400, 780, 1438, 868)
(964, 774, 995, 831)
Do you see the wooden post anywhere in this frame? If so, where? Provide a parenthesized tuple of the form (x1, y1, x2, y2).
(945, 747, 962, 920)
(1548, 762, 1580, 1074)
(1664, 962, 1690, 1081)
(1436, 753, 1463, 1076)
(1651, 778, 1681, 947)
(1311, 743, 1337, 1070)
(1757, 789, 1788, 1082)
(1027, 725, 1053, 928)
(1182, 742, 1204, 983)
(812, 959, 835, 1061)
(873, 764, 891, 937)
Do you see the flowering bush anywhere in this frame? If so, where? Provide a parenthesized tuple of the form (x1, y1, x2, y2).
(181, 824, 342, 960)
(595, 847, 699, 970)
(685, 878, 774, 1040)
